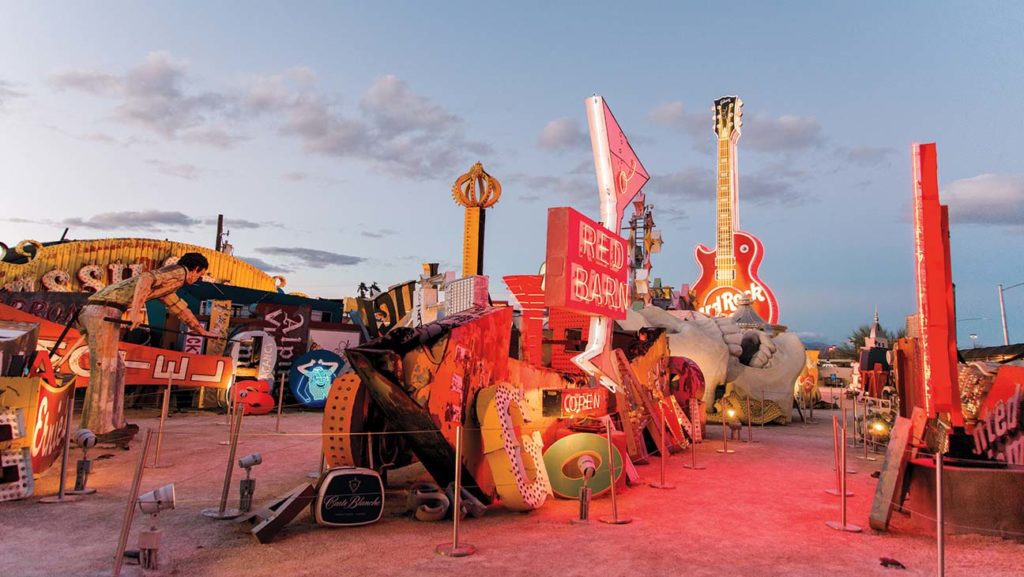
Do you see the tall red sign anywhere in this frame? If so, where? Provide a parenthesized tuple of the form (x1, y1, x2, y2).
(544, 207, 628, 320)
(912, 143, 962, 426)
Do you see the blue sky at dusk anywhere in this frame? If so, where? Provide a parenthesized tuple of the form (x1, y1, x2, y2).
(1, 2, 1022, 347)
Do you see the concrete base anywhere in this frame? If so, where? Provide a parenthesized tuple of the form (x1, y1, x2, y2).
(905, 458, 1024, 541)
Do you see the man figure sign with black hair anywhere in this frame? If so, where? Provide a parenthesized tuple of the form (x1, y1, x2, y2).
(77, 252, 218, 434)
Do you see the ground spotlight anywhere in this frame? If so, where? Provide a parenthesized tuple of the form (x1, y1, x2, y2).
(238, 453, 261, 513)
(68, 429, 97, 495)
(133, 483, 175, 570)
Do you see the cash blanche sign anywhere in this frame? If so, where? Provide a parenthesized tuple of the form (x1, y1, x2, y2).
(545, 207, 628, 319)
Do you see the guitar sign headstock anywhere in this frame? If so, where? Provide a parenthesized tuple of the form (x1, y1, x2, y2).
(714, 96, 743, 139)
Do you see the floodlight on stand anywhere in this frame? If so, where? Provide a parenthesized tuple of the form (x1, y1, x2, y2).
(68, 429, 97, 495)
(135, 483, 176, 571)
(717, 407, 736, 454)
(571, 454, 598, 524)
(238, 453, 261, 513)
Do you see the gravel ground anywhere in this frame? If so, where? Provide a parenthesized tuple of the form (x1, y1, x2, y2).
(3, 406, 1022, 577)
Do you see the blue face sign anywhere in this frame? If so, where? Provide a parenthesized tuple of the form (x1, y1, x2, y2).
(288, 350, 347, 408)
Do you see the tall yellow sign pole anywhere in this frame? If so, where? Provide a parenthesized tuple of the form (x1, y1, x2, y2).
(452, 162, 501, 278)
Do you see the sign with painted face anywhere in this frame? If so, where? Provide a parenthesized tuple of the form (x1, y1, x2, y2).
(288, 350, 347, 408)
(544, 207, 628, 320)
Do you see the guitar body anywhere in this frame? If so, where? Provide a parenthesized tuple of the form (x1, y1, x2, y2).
(692, 230, 779, 324)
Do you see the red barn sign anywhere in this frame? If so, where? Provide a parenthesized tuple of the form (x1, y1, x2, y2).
(545, 207, 628, 319)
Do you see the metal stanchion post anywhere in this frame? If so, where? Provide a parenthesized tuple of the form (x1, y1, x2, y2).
(148, 378, 172, 468)
(40, 396, 78, 504)
(760, 388, 765, 429)
(202, 403, 244, 519)
(826, 416, 862, 532)
(650, 404, 675, 489)
(716, 410, 734, 454)
(274, 373, 286, 434)
(936, 452, 945, 577)
(842, 407, 857, 474)
(436, 425, 476, 556)
(219, 395, 234, 446)
(112, 430, 153, 577)
(858, 399, 877, 462)
(852, 394, 861, 448)
(599, 418, 632, 524)
(825, 416, 852, 496)
(307, 451, 325, 479)
(746, 396, 755, 443)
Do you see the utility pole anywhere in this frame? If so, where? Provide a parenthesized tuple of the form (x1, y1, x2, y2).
(215, 214, 224, 252)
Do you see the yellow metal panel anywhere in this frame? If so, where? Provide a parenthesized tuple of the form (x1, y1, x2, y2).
(1, 238, 279, 292)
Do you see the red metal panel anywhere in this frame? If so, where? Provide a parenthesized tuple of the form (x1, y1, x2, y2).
(503, 275, 545, 367)
(911, 143, 963, 425)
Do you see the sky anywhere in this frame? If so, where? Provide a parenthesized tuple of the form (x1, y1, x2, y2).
(1, 1, 1023, 348)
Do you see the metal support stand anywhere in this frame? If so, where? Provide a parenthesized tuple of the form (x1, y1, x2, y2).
(219, 396, 234, 445)
(716, 413, 734, 454)
(936, 452, 945, 577)
(649, 404, 675, 489)
(202, 403, 244, 519)
(841, 407, 857, 474)
(825, 415, 853, 497)
(826, 416, 862, 532)
(857, 399, 877, 461)
(274, 373, 286, 434)
(112, 430, 153, 577)
(239, 476, 256, 513)
(148, 379, 172, 468)
(40, 396, 78, 503)
(746, 396, 756, 443)
(599, 419, 632, 524)
(436, 425, 476, 556)
(760, 388, 765, 429)
(307, 451, 325, 479)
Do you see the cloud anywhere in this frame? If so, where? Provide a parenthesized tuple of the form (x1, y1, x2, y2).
(944, 173, 1024, 226)
(649, 101, 824, 154)
(537, 117, 588, 151)
(742, 114, 823, 152)
(361, 228, 397, 239)
(648, 101, 711, 152)
(148, 158, 203, 180)
(236, 256, 293, 274)
(50, 52, 245, 146)
(504, 172, 592, 202)
(200, 217, 280, 230)
(255, 246, 366, 267)
(645, 167, 714, 200)
(283, 171, 307, 182)
(50, 54, 485, 179)
(646, 165, 804, 205)
(838, 145, 895, 167)
(62, 210, 202, 231)
(0, 80, 25, 111)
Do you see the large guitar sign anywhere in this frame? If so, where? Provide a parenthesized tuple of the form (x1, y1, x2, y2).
(691, 96, 779, 324)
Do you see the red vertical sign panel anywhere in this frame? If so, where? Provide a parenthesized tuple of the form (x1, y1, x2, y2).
(912, 143, 963, 426)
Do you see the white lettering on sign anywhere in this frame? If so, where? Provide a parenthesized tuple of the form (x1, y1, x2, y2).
(577, 220, 625, 271)
(154, 356, 188, 380)
(972, 383, 1023, 464)
(570, 263, 627, 313)
(561, 390, 603, 415)
(699, 282, 768, 317)
(31, 396, 68, 459)
(184, 334, 205, 355)
(323, 494, 382, 510)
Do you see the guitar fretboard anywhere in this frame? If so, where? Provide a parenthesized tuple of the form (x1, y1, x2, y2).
(715, 134, 738, 284)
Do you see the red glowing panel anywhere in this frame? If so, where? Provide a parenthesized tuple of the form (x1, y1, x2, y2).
(603, 100, 650, 222)
(545, 207, 628, 319)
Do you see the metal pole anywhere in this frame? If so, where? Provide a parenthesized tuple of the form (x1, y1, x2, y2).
(436, 425, 476, 556)
(760, 388, 765, 429)
(842, 408, 857, 474)
(826, 418, 862, 532)
(937, 452, 945, 577)
(716, 411, 734, 454)
(746, 396, 753, 442)
(599, 418, 631, 524)
(999, 284, 1009, 346)
(274, 373, 286, 433)
(149, 377, 171, 468)
(112, 429, 153, 577)
(650, 404, 675, 489)
(851, 393, 860, 447)
(40, 394, 77, 503)
(202, 403, 244, 519)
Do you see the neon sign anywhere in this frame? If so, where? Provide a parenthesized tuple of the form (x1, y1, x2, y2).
(545, 207, 628, 320)
(288, 350, 346, 408)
